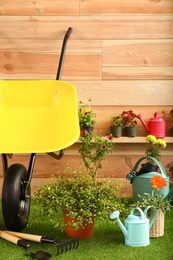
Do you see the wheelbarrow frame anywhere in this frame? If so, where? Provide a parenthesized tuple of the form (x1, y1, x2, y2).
(1, 27, 79, 231)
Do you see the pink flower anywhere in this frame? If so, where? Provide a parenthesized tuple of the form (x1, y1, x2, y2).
(107, 134, 113, 140)
(81, 130, 88, 137)
(101, 145, 106, 150)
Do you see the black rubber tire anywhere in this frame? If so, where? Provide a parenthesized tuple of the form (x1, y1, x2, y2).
(2, 163, 31, 231)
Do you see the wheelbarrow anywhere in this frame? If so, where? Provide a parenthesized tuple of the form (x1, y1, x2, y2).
(0, 27, 80, 232)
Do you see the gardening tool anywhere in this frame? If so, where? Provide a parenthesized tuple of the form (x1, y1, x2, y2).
(0, 27, 80, 232)
(137, 112, 173, 138)
(126, 156, 173, 202)
(0, 231, 52, 259)
(110, 206, 157, 247)
(4, 231, 79, 256)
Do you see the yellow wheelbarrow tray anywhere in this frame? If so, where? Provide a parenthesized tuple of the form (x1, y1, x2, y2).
(0, 80, 79, 153)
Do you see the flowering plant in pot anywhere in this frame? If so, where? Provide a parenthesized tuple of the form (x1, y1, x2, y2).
(78, 99, 96, 132)
(137, 135, 166, 174)
(121, 110, 138, 137)
(110, 115, 124, 137)
(34, 132, 129, 239)
(133, 175, 172, 237)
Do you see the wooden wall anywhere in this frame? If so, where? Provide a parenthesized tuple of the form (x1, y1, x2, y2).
(0, 0, 173, 197)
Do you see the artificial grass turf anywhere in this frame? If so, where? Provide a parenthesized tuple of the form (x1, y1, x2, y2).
(0, 200, 172, 260)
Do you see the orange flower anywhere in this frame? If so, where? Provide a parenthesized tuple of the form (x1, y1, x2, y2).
(150, 175, 167, 191)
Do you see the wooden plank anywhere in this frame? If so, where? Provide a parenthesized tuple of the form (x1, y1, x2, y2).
(103, 39, 173, 67)
(72, 81, 173, 106)
(0, 39, 102, 53)
(0, 16, 172, 40)
(0, 0, 79, 15)
(103, 67, 173, 80)
(80, 0, 173, 15)
(0, 53, 102, 80)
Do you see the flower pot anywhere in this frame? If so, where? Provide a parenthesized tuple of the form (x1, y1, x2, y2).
(81, 126, 93, 133)
(138, 162, 159, 175)
(110, 126, 122, 138)
(149, 209, 164, 237)
(125, 126, 138, 137)
(63, 210, 95, 240)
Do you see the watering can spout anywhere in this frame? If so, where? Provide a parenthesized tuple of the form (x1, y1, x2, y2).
(137, 114, 149, 132)
(110, 211, 128, 239)
(164, 186, 173, 202)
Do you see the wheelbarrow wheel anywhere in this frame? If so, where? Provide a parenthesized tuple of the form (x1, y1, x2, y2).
(2, 163, 31, 231)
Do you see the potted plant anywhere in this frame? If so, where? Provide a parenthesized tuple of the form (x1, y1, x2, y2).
(135, 135, 166, 175)
(110, 115, 124, 137)
(35, 132, 128, 239)
(121, 110, 138, 137)
(133, 175, 172, 237)
(78, 99, 96, 133)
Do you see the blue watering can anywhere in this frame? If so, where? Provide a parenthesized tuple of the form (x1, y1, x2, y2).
(110, 206, 157, 247)
(126, 156, 173, 202)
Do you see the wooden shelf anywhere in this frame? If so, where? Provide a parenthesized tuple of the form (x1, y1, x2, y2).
(110, 137, 173, 144)
(76, 137, 173, 144)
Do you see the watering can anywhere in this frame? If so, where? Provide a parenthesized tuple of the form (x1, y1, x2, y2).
(137, 112, 173, 138)
(110, 206, 157, 247)
(127, 156, 173, 202)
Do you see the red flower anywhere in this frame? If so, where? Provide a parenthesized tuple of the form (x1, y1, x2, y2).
(150, 175, 167, 191)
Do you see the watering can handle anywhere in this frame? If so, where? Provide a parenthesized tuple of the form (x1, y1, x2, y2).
(133, 156, 168, 179)
(144, 206, 157, 229)
(130, 207, 145, 218)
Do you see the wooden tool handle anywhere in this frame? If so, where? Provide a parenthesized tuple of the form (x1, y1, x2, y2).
(4, 231, 56, 244)
(0, 231, 30, 248)
(4, 231, 41, 243)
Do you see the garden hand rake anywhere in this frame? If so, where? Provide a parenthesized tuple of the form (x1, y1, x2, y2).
(0, 231, 51, 259)
(4, 231, 79, 256)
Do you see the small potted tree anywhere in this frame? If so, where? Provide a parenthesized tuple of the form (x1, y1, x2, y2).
(35, 132, 128, 239)
(110, 115, 124, 137)
(121, 110, 138, 137)
(78, 99, 96, 133)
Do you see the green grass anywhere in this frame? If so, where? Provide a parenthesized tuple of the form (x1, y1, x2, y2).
(0, 200, 173, 260)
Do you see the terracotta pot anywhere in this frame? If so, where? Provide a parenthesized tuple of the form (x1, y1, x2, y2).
(63, 210, 95, 240)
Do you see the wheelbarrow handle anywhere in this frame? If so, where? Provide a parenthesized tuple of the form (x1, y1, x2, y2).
(56, 27, 73, 80)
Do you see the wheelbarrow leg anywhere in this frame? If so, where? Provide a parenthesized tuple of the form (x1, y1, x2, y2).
(1, 153, 36, 231)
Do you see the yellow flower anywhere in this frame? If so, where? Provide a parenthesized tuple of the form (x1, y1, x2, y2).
(146, 135, 157, 144)
(156, 139, 166, 148)
(81, 107, 91, 116)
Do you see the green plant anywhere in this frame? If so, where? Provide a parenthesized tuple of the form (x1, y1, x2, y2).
(79, 131, 114, 178)
(145, 135, 166, 163)
(35, 167, 128, 230)
(121, 110, 137, 127)
(34, 131, 129, 232)
(166, 159, 173, 175)
(111, 115, 124, 126)
(78, 99, 96, 127)
(133, 175, 172, 213)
